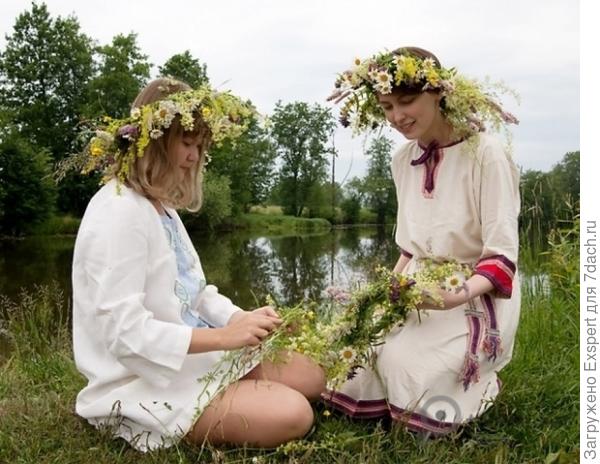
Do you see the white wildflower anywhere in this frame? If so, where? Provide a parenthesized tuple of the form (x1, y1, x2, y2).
(149, 128, 163, 139)
(339, 346, 357, 364)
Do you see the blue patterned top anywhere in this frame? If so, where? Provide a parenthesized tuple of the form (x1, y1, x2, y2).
(160, 214, 209, 328)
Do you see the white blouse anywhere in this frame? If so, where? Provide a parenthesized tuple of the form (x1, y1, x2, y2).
(72, 179, 246, 451)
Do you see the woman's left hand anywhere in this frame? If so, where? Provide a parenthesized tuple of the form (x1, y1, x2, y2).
(419, 288, 467, 310)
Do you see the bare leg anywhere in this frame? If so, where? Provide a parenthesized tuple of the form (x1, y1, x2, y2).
(243, 351, 327, 401)
(187, 379, 314, 447)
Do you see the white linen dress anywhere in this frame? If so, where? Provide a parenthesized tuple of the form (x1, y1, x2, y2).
(72, 179, 253, 451)
(323, 133, 521, 435)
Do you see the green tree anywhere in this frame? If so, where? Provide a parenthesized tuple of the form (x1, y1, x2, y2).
(305, 181, 343, 222)
(519, 151, 580, 248)
(0, 2, 93, 160)
(340, 194, 361, 224)
(0, 133, 57, 236)
(549, 151, 579, 211)
(183, 172, 233, 229)
(85, 33, 151, 119)
(361, 135, 396, 224)
(341, 177, 365, 224)
(270, 101, 335, 217)
(159, 50, 209, 88)
(208, 115, 276, 213)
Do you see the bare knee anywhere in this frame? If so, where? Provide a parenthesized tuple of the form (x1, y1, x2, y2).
(188, 381, 314, 448)
(279, 392, 314, 440)
(302, 364, 327, 402)
(252, 352, 327, 401)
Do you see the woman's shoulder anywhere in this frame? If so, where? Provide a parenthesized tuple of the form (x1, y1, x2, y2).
(84, 179, 153, 225)
(392, 140, 419, 159)
(473, 133, 510, 163)
(391, 140, 419, 170)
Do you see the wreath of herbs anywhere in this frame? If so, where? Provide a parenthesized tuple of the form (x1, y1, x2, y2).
(327, 49, 519, 143)
(55, 83, 256, 185)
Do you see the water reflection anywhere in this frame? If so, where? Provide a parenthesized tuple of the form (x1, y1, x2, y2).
(0, 236, 75, 302)
(0, 227, 398, 313)
(193, 226, 398, 308)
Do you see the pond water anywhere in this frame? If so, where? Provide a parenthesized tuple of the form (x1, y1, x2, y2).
(0, 226, 398, 313)
(0, 226, 547, 360)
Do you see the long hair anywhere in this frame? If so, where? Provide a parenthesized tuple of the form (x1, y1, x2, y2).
(116, 78, 210, 211)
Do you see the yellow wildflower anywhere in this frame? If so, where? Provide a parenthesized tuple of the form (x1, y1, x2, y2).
(426, 69, 441, 87)
(90, 141, 104, 157)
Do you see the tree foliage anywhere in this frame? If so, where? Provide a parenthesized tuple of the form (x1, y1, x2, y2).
(0, 133, 57, 235)
(85, 33, 151, 119)
(208, 115, 276, 213)
(360, 135, 396, 224)
(184, 172, 233, 230)
(158, 51, 209, 89)
(0, 2, 94, 160)
(271, 101, 335, 217)
(519, 151, 580, 248)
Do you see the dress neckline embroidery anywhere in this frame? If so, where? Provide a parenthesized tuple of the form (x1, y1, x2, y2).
(411, 139, 464, 197)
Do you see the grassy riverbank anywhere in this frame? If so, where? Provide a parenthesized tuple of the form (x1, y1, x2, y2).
(23, 212, 332, 237)
(0, 227, 579, 463)
(231, 213, 331, 233)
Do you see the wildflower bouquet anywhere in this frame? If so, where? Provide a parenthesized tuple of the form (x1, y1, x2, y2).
(247, 260, 473, 390)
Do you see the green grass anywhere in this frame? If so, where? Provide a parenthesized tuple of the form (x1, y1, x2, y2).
(249, 205, 285, 216)
(232, 213, 331, 233)
(29, 214, 81, 235)
(0, 236, 579, 463)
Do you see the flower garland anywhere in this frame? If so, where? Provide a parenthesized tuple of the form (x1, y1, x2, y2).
(327, 49, 519, 139)
(203, 259, 473, 395)
(58, 83, 256, 184)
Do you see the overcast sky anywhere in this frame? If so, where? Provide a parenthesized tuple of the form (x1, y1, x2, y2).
(1, 0, 579, 183)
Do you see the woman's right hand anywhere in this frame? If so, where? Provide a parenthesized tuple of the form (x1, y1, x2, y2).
(218, 309, 282, 350)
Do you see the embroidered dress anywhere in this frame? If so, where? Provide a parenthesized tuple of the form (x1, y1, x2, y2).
(160, 214, 208, 328)
(72, 180, 255, 451)
(323, 133, 521, 435)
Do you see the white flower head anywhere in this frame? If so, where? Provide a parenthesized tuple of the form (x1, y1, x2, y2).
(443, 273, 465, 293)
(154, 100, 177, 128)
(422, 57, 436, 69)
(339, 346, 357, 364)
(130, 108, 141, 119)
(373, 71, 393, 94)
(372, 305, 386, 322)
(149, 128, 163, 139)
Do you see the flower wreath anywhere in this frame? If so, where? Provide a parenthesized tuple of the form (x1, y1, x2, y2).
(327, 49, 519, 139)
(61, 82, 256, 184)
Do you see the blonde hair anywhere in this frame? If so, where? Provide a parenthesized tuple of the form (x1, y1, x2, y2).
(115, 78, 211, 211)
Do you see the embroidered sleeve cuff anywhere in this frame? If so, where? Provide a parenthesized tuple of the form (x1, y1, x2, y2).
(400, 248, 413, 259)
(474, 255, 516, 298)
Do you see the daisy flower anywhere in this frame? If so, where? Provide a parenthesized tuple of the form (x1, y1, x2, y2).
(149, 128, 163, 139)
(443, 274, 464, 293)
(154, 101, 177, 128)
(371, 71, 393, 94)
(339, 346, 357, 364)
